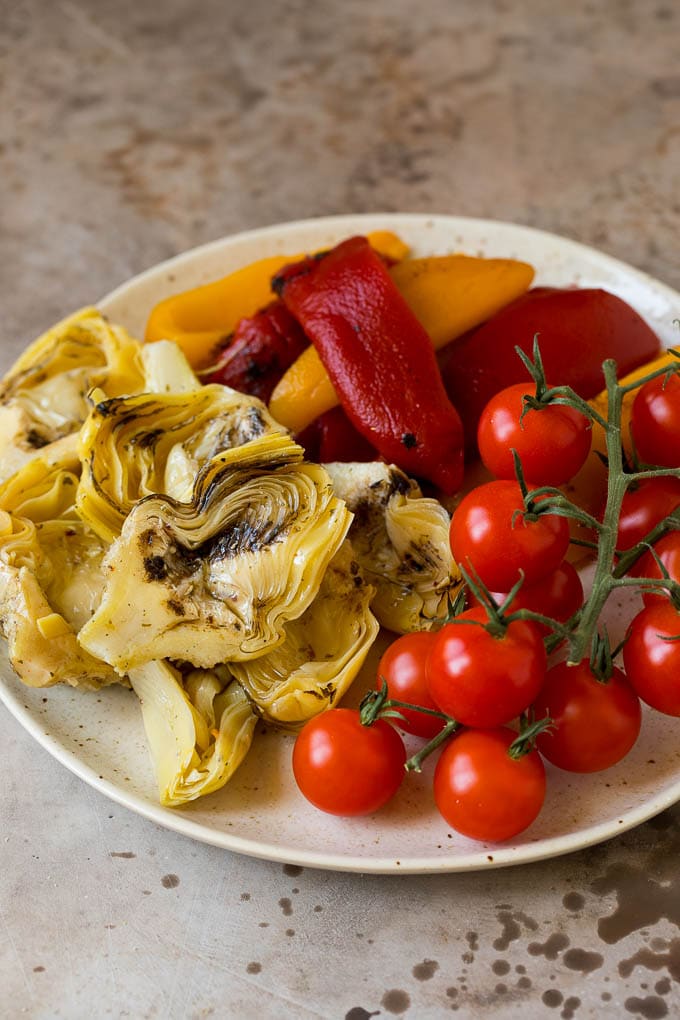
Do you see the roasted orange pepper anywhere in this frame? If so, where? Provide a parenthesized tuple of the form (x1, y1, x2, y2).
(144, 231, 409, 369)
(269, 255, 535, 433)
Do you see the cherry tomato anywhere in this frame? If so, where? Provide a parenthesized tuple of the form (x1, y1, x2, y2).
(477, 383, 592, 485)
(433, 727, 546, 842)
(623, 601, 680, 715)
(635, 531, 680, 605)
(292, 709, 406, 816)
(468, 560, 584, 635)
(450, 479, 571, 592)
(377, 631, 443, 738)
(616, 476, 680, 552)
(533, 660, 641, 772)
(630, 372, 680, 468)
(427, 607, 546, 727)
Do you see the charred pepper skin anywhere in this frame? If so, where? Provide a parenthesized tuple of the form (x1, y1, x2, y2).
(273, 236, 465, 493)
(204, 301, 308, 403)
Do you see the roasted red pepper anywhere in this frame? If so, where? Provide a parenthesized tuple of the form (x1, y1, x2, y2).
(204, 301, 308, 403)
(439, 286, 661, 453)
(297, 406, 378, 463)
(273, 236, 464, 493)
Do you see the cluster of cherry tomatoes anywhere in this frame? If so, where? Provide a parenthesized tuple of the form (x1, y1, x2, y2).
(622, 369, 680, 716)
(292, 367, 680, 844)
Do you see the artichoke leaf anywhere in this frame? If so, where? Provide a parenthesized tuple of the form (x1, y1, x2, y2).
(128, 660, 257, 807)
(0, 309, 146, 484)
(0, 452, 80, 524)
(230, 541, 379, 727)
(0, 456, 117, 688)
(78, 443, 352, 672)
(0, 450, 110, 631)
(36, 519, 110, 632)
(76, 384, 292, 541)
(138, 339, 201, 395)
(0, 511, 43, 573)
(0, 560, 119, 689)
(325, 462, 462, 633)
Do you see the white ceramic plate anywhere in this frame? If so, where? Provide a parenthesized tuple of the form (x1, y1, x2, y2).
(2, 213, 680, 874)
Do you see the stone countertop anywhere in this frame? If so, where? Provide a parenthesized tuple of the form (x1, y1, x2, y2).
(2, 1, 680, 1017)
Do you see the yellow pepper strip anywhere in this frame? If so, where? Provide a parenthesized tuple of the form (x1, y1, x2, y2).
(364, 230, 410, 263)
(390, 255, 534, 348)
(145, 255, 299, 369)
(270, 344, 339, 431)
(269, 255, 535, 434)
(144, 231, 409, 370)
(562, 349, 678, 552)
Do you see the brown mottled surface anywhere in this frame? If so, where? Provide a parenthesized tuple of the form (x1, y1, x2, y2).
(2, 0, 680, 1017)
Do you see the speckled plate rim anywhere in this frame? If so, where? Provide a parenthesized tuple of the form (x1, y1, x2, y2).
(2, 212, 680, 875)
(4, 671, 680, 875)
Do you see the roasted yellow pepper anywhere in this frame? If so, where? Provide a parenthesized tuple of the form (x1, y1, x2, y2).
(144, 231, 410, 369)
(269, 255, 535, 433)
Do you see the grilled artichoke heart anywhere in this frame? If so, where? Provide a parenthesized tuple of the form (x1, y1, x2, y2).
(77, 384, 289, 542)
(78, 433, 352, 672)
(128, 660, 256, 807)
(230, 541, 379, 727)
(0, 453, 118, 689)
(0, 308, 147, 484)
(325, 462, 461, 633)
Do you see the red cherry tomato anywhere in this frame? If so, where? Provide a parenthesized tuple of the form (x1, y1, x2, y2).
(477, 383, 591, 485)
(433, 727, 546, 842)
(616, 476, 680, 552)
(623, 601, 680, 716)
(533, 660, 641, 772)
(468, 560, 584, 635)
(292, 709, 406, 816)
(630, 372, 680, 468)
(377, 631, 443, 738)
(635, 532, 680, 605)
(450, 480, 571, 592)
(427, 607, 547, 727)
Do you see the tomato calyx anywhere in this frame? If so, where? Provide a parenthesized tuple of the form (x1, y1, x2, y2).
(512, 448, 605, 538)
(587, 628, 622, 683)
(360, 678, 452, 729)
(515, 335, 606, 429)
(360, 680, 461, 774)
(635, 543, 680, 612)
(462, 562, 576, 647)
(508, 711, 554, 760)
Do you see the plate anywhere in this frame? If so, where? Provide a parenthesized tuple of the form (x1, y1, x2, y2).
(2, 213, 680, 874)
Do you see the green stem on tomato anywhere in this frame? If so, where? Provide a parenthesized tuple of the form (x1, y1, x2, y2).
(542, 386, 609, 431)
(565, 359, 629, 664)
(613, 509, 680, 578)
(404, 719, 460, 773)
(626, 468, 680, 481)
(361, 680, 456, 729)
(617, 351, 680, 395)
(505, 607, 577, 641)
